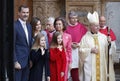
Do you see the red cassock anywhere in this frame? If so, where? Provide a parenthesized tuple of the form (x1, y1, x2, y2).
(99, 27, 116, 41)
(50, 48, 66, 81)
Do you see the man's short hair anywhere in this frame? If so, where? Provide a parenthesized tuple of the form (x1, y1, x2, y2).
(47, 17, 55, 24)
(18, 5, 29, 12)
(68, 11, 78, 17)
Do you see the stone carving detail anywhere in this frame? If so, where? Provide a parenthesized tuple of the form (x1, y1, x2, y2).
(33, 1, 61, 26)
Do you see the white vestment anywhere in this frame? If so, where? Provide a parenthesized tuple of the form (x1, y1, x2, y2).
(71, 48, 79, 68)
(78, 31, 115, 81)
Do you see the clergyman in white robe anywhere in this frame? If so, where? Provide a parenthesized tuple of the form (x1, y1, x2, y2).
(78, 31, 115, 81)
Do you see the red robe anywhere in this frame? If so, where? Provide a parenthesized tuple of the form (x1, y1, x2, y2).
(99, 26, 116, 41)
(50, 48, 66, 81)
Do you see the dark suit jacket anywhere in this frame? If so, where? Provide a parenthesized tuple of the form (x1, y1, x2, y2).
(14, 20, 32, 68)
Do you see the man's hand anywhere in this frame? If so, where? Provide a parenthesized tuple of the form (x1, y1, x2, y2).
(72, 42, 79, 49)
(91, 47, 99, 54)
(14, 61, 21, 70)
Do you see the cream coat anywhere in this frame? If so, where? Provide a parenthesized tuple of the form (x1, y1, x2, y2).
(78, 31, 115, 81)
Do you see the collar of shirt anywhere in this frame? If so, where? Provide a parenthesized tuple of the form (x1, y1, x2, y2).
(18, 18, 26, 27)
(68, 22, 78, 27)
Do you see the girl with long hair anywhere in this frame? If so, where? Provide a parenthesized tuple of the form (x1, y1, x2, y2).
(50, 32, 66, 81)
(29, 33, 50, 81)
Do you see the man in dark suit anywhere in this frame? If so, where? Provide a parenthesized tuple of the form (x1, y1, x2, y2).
(14, 5, 32, 81)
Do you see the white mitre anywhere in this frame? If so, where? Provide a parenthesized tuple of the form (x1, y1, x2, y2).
(87, 11, 99, 25)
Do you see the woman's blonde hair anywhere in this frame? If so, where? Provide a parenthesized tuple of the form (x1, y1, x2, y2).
(32, 32, 46, 49)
